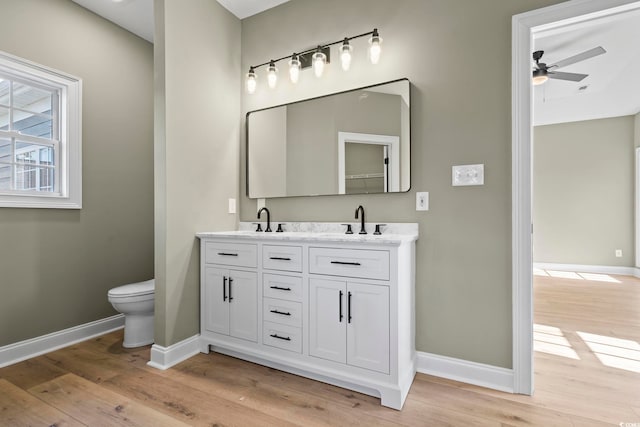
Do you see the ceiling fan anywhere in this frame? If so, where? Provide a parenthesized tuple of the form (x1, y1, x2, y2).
(532, 46, 606, 86)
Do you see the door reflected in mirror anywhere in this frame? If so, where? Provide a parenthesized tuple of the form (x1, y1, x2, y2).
(247, 79, 410, 198)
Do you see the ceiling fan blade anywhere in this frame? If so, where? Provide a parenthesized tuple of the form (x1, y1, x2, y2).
(548, 71, 588, 82)
(548, 46, 606, 69)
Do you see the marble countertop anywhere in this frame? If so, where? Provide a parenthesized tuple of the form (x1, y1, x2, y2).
(197, 222, 418, 245)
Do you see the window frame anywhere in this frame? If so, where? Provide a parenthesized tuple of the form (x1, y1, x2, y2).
(0, 50, 82, 209)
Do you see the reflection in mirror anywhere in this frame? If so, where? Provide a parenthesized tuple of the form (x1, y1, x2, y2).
(247, 78, 410, 198)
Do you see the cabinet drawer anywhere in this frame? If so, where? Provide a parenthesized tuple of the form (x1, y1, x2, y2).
(263, 298, 302, 328)
(205, 242, 257, 268)
(263, 322, 302, 353)
(309, 247, 390, 280)
(263, 274, 302, 302)
(262, 245, 303, 272)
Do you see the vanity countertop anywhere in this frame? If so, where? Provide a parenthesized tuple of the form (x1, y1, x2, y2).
(197, 222, 418, 245)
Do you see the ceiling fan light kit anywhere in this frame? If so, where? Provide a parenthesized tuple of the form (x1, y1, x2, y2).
(531, 46, 606, 86)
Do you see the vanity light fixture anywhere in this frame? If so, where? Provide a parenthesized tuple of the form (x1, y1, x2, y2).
(340, 38, 353, 71)
(246, 67, 257, 94)
(312, 46, 327, 78)
(267, 60, 278, 89)
(245, 28, 383, 93)
(368, 28, 382, 64)
(289, 53, 301, 83)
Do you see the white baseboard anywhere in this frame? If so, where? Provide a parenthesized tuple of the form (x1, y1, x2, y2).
(534, 262, 640, 278)
(0, 314, 125, 368)
(147, 334, 201, 370)
(416, 351, 514, 393)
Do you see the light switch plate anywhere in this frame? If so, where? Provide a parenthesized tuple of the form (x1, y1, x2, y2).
(416, 192, 429, 211)
(228, 198, 236, 214)
(452, 164, 484, 186)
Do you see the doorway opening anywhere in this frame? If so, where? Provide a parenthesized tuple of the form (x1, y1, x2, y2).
(512, 0, 640, 394)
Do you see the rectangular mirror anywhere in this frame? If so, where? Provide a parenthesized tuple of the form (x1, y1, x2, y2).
(247, 78, 410, 198)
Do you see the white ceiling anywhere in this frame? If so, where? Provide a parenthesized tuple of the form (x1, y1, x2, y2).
(70, 0, 291, 43)
(216, 0, 290, 19)
(533, 6, 640, 126)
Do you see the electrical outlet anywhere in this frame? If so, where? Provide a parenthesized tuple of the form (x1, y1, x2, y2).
(416, 192, 429, 211)
(615, 249, 622, 258)
(228, 198, 236, 214)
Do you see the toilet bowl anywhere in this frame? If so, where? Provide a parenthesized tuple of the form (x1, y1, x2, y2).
(108, 279, 155, 348)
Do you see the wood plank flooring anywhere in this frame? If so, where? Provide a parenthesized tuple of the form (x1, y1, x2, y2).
(1, 271, 638, 426)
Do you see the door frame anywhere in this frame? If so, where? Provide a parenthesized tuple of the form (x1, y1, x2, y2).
(511, 0, 640, 394)
(337, 131, 400, 194)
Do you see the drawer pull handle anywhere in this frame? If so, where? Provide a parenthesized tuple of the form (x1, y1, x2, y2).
(218, 252, 238, 257)
(270, 333, 291, 341)
(269, 256, 291, 261)
(270, 309, 291, 316)
(330, 261, 361, 266)
(270, 286, 291, 291)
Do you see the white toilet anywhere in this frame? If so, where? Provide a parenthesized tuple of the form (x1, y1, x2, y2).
(108, 279, 155, 348)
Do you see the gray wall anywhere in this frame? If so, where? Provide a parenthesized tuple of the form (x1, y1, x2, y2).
(154, 0, 241, 347)
(240, 0, 562, 368)
(533, 117, 635, 267)
(0, 0, 153, 346)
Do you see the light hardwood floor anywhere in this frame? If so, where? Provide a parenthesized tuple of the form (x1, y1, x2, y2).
(1, 271, 638, 426)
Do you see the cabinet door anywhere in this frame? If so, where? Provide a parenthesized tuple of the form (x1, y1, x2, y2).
(346, 282, 390, 374)
(309, 278, 346, 364)
(228, 269, 258, 342)
(204, 266, 230, 335)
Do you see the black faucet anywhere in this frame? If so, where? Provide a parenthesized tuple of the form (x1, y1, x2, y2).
(355, 205, 366, 234)
(257, 207, 272, 232)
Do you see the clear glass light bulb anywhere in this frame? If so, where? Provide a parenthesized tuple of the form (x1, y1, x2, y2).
(246, 68, 257, 94)
(289, 55, 301, 84)
(267, 61, 278, 89)
(312, 49, 326, 78)
(368, 29, 382, 65)
(340, 39, 352, 71)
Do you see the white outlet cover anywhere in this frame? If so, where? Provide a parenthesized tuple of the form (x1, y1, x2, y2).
(416, 192, 429, 211)
(452, 164, 484, 186)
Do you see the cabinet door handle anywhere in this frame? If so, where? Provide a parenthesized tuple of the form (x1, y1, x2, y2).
(339, 290, 344, 322)
(217, 252, 238, 257)
(270, 333, 291, 341)
(270, 286, 291, 291)
(228, 277, 233, 301)
(347, 291, 352, 323)
(223, 276, 227, 302)
(270, 309, 291, 316)
(269, 256, 291, 261)
(330, 261, 361, 266)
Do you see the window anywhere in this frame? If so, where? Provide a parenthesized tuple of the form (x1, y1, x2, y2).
(0, 51, 81, 208)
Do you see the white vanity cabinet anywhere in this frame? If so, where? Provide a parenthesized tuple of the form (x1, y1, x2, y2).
(201, 241, 258, 342)
(309, 278, 389, 373)
(198, 226, 417, 410)
(203, 267, 258, 342)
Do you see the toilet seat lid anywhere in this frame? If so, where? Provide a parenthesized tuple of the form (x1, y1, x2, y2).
(108, 279, 155, 298)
